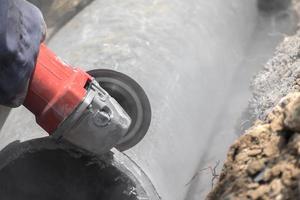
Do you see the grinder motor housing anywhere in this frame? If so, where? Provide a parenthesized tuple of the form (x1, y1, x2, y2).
(24, 44, 132, 154)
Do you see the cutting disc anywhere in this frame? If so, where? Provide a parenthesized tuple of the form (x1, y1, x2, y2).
(88, 69, 151, 151)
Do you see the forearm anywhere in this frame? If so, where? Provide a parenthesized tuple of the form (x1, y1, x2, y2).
(0, 0, 45, 107)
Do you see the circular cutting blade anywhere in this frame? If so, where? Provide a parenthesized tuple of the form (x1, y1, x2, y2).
(88, 69, 151, 151)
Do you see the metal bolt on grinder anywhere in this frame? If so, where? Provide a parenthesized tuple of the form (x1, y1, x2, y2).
(24, 44, 151, 154)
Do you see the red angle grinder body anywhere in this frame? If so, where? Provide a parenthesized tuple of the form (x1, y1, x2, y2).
(24, 44, 92, 134)
(23, 44, 151, 154)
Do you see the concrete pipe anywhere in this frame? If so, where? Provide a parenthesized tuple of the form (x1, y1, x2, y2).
(47, 1, 258, 199)
(0, 138, 158, 199)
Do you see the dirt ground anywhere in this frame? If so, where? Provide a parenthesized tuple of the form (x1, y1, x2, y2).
(207, 92, 300, 199)
(207, 0, 300, 199)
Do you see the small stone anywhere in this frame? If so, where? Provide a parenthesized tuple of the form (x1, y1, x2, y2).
(275, 194, 283, 200)
(284, 97, 300, 132)
(248, 183, 259, 189)
(292, 85, 300, 91)
(255, 185, 270, 197)
(263, 145, 277, 157)
(270, 179, 283, 195)
(247, 185, 270, 199)
(282, 167, 298, 186)
(236, 151, 250, 162)
(247, 160, 265, 176)
(247, 149, 263, 156)
(247, 190, 258, 199)
(263, 169, 273, 181)
(289, 134, 300, 154)
(267, 107, 285, 132)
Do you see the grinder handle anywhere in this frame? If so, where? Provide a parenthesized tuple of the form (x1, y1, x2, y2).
(24, 43, 92, 134)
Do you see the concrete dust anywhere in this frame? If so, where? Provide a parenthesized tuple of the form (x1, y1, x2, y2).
(249, 0, 300, 121)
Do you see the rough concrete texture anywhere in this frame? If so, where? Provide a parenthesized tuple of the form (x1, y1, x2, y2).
(250, 33, 300, 121)
(249, 0, 300, 121)
(207, 92, 300, 199)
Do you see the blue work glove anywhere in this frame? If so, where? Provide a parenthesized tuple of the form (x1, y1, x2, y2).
(0, 0, 46, 107)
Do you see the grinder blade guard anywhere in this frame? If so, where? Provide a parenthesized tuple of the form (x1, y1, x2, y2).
(88, 69, 152, 151)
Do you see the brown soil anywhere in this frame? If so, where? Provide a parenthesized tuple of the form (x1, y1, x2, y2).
(207, 93, 300, 199)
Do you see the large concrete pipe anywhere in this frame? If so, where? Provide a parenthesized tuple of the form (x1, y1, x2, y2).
(0, 0, 296, 199)
(0, 138, 159, 199)
(47, 1, 258, 199)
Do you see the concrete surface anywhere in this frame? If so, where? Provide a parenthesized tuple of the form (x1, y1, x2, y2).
(48, 1, 258, 199)
(187, 6, 298, 199)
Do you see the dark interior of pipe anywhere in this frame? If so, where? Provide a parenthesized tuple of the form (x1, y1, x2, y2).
(0, 149, 138, 200)
(258, 0, 291, 13)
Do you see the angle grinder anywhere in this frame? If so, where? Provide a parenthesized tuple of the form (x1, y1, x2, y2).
(24, 44, 151, 154)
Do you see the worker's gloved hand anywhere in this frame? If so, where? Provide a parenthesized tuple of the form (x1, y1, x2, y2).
(0, 0, 46, 107)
